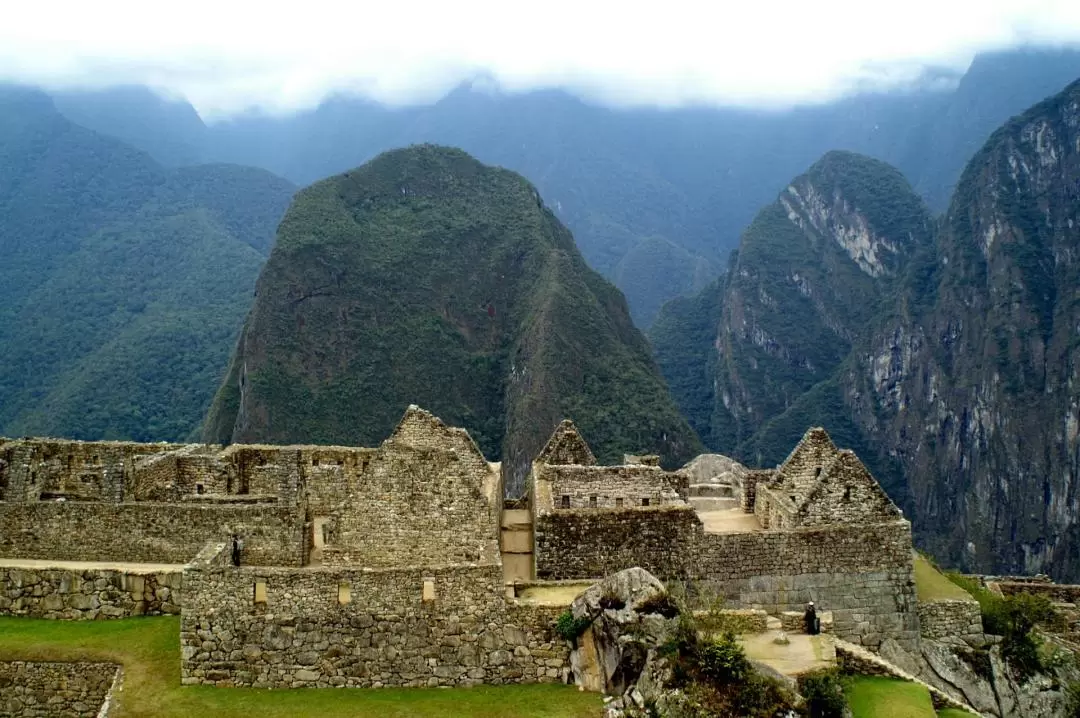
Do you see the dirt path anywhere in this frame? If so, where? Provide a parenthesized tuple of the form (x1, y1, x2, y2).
(0, 558, 183, 573)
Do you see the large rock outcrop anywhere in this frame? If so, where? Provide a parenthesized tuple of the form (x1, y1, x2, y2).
(879, 637, 1076, 718)
(204, 145, 699, 494)
(567, 568, 681, 715)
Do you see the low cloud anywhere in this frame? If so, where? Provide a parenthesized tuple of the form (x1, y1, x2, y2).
(2, 0, 1080, 117)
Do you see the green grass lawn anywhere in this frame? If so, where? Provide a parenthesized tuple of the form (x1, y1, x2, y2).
(0, 617, 600, 718)
(844, 676, 936, 718)
(937, 709, 977, 718)
(913, 554, 974, 602)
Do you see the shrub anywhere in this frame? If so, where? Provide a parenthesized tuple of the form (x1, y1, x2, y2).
(696, 632, 750, 684)
(638, 591, 680, 619)
(799, 669, 847, 718)
(946, 574, 1058, 678)
(554, 611, 592, 642)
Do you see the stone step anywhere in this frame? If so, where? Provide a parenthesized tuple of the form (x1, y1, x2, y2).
(501, 509, 532, 530)
(500, 528, 533, 554)
(688, 483, 734, 498)
(689, 496, 739, 511)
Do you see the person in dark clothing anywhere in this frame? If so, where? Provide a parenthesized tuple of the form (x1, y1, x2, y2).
(804, 601, 819, 635)
(231, 535, 243, 566)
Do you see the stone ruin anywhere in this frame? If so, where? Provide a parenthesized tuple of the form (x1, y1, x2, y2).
(0, 411, 926, 692)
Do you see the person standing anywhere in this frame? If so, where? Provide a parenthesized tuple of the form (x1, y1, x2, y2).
(804, 601, 819, 635)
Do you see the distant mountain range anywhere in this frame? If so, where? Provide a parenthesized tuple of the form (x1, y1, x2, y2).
(48, 47, 1080, 326)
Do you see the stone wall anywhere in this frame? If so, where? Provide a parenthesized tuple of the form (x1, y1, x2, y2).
(0, 566, 182, 619)
(741, 470, 770, 513)
(534, 504, 918, 650)
(0, 502, 305, 566)
(0, 440, 183, 503)
(995, 580, 1080, 604)
(325, 408, 501, 568)
(181, 551, 569, 688)
(917, 600, 983, 640)
(534, 506, 701, 580)
(0, 661, 120, 717)
(688, 521, 919, 650)
(536, 464, 688, 509)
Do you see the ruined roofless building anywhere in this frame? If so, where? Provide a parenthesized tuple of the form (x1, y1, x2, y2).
(0, 411, 920, 688)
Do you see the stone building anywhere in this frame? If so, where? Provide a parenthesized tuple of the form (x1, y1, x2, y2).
(0, 410, 921, 688)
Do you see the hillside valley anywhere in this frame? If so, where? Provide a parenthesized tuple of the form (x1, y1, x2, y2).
(0, 86, 295, 441)
(653, 78, 1080, 580)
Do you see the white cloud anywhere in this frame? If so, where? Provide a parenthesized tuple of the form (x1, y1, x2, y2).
(2, 0, 1080, 117)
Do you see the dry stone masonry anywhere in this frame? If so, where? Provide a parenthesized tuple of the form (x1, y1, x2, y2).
(0, 566, 181, 619)
(0, 662, 120, 718)
(2, 413, 927, 695)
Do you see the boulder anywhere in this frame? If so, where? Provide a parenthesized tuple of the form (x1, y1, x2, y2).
(567, 568, 680, 715)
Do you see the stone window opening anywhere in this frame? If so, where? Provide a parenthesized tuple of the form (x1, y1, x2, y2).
(253, 581, 267, 604)
(91, 455, 99, 464)
(615, 498, 624, 508)
(338, 582, 351, 604)
(422, 579, 436, 603)
(312, 457, 319, 467)
(196, 483, 204, 495)
(257, 456, 267, 466)
(814, 467, 822, 478)
(641, 498, 650, 507)
(561, 495, 570, 508)
(30, 472, 36, 485)
(842, 486, 852, 502)
(589, 495, 597, 508)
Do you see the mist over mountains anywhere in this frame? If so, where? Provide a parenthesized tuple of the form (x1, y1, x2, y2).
(47, 47, 1080, 326)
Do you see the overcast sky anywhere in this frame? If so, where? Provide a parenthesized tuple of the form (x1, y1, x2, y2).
(3, 0, 1080, 117)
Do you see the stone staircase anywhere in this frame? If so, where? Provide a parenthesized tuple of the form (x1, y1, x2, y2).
(688, 482, 739, 512)
(500, 509, 533, 585)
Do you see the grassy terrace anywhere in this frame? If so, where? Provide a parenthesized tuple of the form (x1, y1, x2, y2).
(913, 554, 974, 602)
(845, 676, 936, 718)
(0, 617, 601, 718)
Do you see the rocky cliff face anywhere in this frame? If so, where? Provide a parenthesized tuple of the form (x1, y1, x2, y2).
(848, 81, 1080, 576)
(654, 79, 1080, 578)
(205, 145, 699, 494)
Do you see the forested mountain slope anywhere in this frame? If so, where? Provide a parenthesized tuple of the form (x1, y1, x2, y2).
(204, 145, 700, 494)
(0, 86, 294, 441)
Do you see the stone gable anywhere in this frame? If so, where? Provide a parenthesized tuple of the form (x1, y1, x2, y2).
(534, 420, 597, 466)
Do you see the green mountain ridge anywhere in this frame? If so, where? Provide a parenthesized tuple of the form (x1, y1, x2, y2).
(0, 88, 295, 441)
(204, 145, 700, 494)
(653, 79, 1080, 579)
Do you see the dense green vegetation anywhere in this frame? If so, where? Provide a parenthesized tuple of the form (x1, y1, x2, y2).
(0, 616, 600, 718)
(205, 145, 699, 493)
(0, 87, 294, 441)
